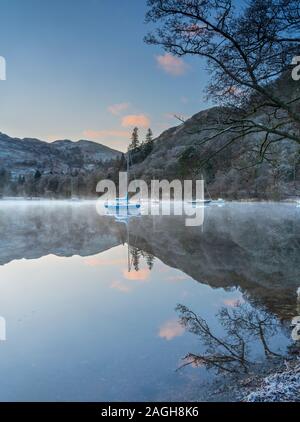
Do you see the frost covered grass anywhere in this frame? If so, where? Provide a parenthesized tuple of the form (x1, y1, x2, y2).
(244, 360, 300, 402)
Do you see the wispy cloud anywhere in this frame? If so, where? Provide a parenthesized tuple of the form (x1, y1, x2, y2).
(156, 53, 188, 76)
(108, 102, 130, 116)
(158, 319, 185, 341)
(121, 114, 150, 128)
(83, 129, 130, 140)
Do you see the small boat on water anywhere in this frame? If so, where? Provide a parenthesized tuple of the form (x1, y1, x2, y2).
(105, 150, 141, 210)
(105, 195, 141, 210)
(187, 199, 211, 205)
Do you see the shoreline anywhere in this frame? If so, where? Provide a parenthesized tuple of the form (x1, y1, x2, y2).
(242, 360, 300, 402)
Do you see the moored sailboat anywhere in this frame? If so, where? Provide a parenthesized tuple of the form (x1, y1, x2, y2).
(104, 151, 141, 210)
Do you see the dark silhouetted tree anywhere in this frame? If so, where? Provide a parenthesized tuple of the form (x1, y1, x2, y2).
(145, 0, 300, 167)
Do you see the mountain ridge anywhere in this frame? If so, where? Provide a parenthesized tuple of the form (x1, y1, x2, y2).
(0, 132, 122, 179)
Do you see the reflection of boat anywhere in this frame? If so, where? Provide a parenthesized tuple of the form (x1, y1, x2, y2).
(108, 207, 142, 273)
(106, 205, 141, 219)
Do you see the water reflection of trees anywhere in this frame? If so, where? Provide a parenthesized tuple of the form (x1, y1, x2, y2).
(129, 246, 155, 272)
(176, 302, 284, 374)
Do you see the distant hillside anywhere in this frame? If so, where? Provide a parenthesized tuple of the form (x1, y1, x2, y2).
(0, 133, 124, 198)
(0, 133, 121, 179)
(132, 74, 300, 200)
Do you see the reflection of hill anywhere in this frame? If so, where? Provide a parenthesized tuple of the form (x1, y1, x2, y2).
(0, 202, 299, 318)
(128, 204, 300, 319)
(0, 203, 124, 265)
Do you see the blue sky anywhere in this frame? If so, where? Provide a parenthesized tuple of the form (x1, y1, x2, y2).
(0, 0, 210, 151)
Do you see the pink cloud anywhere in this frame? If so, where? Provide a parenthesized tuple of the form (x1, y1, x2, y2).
(108, 102, 130, 116)
(83, 129, 130, 140)
(156, 53, 188, 76)
(159, 319, 185, 341)
(122, 268, 150, 282)
(121, 114, 150, 128)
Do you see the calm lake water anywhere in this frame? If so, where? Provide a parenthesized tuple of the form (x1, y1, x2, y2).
(0, 201, 299, 401)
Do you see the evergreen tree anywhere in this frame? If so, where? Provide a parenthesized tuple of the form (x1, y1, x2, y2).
(117, 153, 127, 171)
(146, 128, 153, 145)
(128, 127, 140, 151)
(143, 128, 154, 156)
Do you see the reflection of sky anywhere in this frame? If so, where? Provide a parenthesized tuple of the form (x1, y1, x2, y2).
(0, 244, 290, 401)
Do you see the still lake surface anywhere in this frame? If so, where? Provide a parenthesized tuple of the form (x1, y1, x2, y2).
(0, 201, 299, 401)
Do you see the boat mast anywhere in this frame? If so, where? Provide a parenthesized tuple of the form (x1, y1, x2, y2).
(126, 151, 130, 202)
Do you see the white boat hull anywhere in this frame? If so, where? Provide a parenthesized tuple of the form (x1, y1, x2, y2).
(187, 200, 211, 205)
